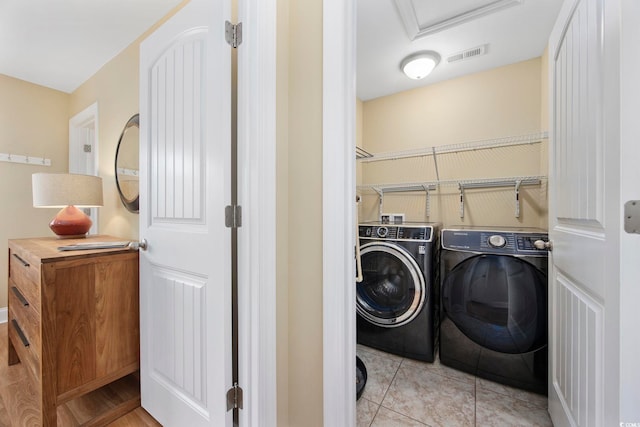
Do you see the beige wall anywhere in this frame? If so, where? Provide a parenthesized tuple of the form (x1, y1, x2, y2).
(70, 43, 140, 240)
(0, 75, 70, 307)
(282, 0, 324, 424)
(356, 98, 364, 186)
(358, 57, 549, 229)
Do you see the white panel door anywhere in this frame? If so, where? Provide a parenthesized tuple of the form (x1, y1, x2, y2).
(139, 0, 232, 425)
(548, 0, 620, 425)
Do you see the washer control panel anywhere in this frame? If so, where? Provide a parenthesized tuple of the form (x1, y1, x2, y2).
(359, 224, 436, 243)
(441, 229, 549, 255)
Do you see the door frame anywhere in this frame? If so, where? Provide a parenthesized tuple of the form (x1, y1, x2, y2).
(237, 0, 278, 425)
(322, 0, 356, 425)
(318, 0, 640, 425)
(69, 102, 99, 173)
(68, 102, 99, 234)
(249, 0, 356, 423)
(619, 0, 640, 421)
(246, 0, 355, 424)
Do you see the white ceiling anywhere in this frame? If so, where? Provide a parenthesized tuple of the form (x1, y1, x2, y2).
(357, 0, 564, 101)
(0, 0, 183, 93)
(0, 0, 563, 98)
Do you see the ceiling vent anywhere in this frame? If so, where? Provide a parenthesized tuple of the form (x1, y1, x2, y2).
(447, 45, 488, 63)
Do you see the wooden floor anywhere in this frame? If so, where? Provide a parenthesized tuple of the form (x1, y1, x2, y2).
(0, 323, 161, 426)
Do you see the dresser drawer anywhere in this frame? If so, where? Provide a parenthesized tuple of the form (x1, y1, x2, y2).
(8, 313, 40, 382)
(9, 287, 41, 355)
(8, 251, 41, 313)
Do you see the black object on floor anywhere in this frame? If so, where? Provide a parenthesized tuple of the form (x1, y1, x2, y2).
(356, 356, 367, 400)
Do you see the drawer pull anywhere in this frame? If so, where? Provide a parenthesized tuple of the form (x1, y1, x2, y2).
(12, 254, 30, 267)
(11, 320, 30, 347)
(11, 287, 29, 307)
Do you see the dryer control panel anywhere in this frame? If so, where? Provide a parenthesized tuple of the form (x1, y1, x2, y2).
(359, 224, 436, 243)
(441, 228, 549, 256)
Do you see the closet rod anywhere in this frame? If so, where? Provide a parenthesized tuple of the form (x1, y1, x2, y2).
(371, 183, 437, 193)
(358, 131, 548, 163)
(457, 177, 541, 189)
(358, 176, 545, 193)
(0, 152, 51, 166)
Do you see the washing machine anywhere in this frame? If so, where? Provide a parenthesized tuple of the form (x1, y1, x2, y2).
(357, 223, 440, 362)
(439, 227, 549, 394)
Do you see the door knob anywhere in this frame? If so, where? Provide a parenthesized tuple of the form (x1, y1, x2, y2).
(129, 239, 148, 251)
(533, 239, 552, 251)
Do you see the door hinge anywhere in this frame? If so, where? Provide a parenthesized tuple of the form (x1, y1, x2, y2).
(624, 200, 640, 234)
(225, 21, 242, 48)
(225, 205, 242, 228)
(226, 383, 244, 411)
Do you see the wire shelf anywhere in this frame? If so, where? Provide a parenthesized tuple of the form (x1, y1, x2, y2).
(357, 131, 548, 163)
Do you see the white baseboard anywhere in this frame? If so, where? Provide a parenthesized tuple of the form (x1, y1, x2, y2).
(0, 307, 7, 323)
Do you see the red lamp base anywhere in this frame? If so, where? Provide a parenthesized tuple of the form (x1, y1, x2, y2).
(49, 206, 92, 238)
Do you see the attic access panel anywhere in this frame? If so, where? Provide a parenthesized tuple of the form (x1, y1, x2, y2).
(394, 0, 522, 40)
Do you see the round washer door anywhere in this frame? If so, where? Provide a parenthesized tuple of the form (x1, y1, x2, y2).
(442, 254, 547, 354)
(357, 241, 426, 327)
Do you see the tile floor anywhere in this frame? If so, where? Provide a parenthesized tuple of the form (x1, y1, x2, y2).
(356, 344, 553, 427)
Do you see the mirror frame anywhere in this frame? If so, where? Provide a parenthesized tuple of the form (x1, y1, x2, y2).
(114, 113, 140, 213)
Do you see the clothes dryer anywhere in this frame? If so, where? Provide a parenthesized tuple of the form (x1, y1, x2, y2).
(357, 223, 440, 362)
(439, 227, 549, 394)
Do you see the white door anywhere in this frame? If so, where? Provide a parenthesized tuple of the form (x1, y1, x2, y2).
(139, 0, 232, 425)
(69, 102, 99, 234)
(548, 0, 621, 425)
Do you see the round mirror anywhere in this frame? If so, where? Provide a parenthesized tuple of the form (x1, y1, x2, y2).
(115, 114, 139, 213)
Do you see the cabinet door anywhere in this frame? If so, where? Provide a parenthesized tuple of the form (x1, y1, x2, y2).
(55, 263, 96, 394)
(94, 256, 139, 377)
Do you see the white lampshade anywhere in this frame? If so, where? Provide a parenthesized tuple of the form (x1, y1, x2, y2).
(32, 173, 103, 208)
(401, 51, 441, 80)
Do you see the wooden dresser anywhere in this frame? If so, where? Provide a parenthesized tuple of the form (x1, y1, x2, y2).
(7, 235, 140, 426)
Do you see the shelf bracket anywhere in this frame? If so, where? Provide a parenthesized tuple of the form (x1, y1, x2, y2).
(373, 187, 384, 221)
(423, 185, 431, 219)
(432, 147, 441, 183)
(458, 183, 465, 219)
(514, 180, 522, 218)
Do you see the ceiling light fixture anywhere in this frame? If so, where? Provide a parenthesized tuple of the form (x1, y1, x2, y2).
(400, 51, 441, 80)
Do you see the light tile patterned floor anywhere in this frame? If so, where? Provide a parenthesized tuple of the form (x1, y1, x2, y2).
(357, 345, 553, 427)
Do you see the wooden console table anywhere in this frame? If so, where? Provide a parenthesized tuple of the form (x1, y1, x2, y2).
(7, 236, 140, 426)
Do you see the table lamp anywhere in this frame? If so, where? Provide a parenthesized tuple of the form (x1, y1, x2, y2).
(32, 173, 104, 238)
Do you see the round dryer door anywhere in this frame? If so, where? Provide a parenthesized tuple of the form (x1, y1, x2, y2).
(357, 242, 426, 328)
(442, 254, 547, 354)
